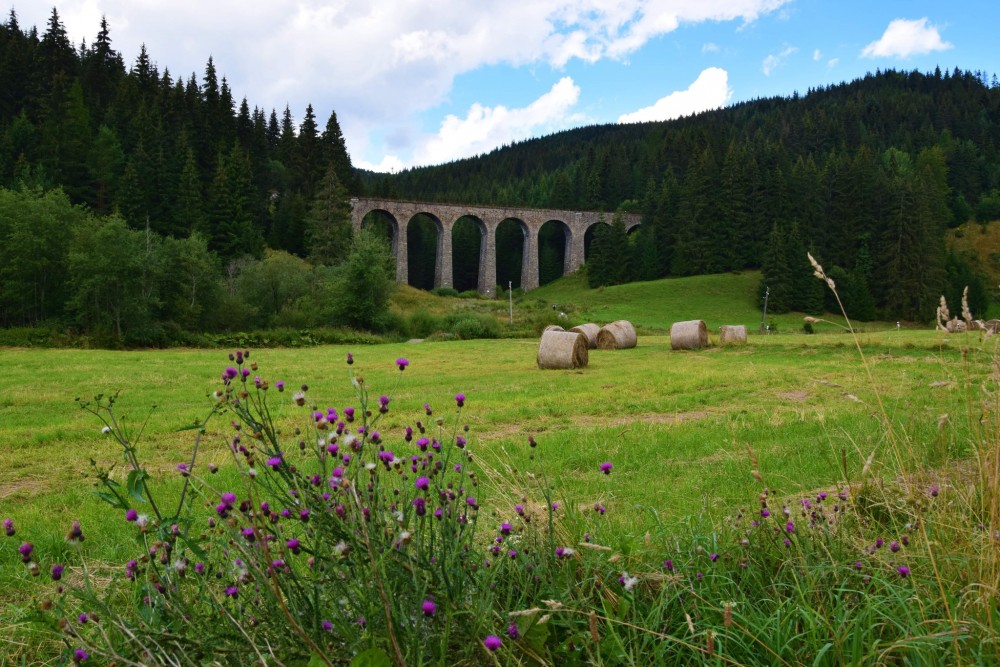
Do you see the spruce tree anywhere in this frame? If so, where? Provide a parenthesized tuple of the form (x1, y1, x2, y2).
(321, 109, 359, 194)
(759, 222, 793, 313)
(306, 164, 352, 265)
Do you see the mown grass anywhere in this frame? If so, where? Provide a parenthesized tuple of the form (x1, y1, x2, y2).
(2, 260, 998, 663)
(0, 330, 985, 590)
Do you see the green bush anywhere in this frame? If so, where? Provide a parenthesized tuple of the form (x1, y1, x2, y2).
(430, 286, 460, 298)
(448, 313, 501, 339)
(405, 309, 445, 338)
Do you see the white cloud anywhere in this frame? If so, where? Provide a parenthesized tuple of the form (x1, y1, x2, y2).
(812, 48, 821, 61)
(22, 1, 791, 167)
(703, 42, 720, 53)
(393, 77, 585, 168)
(762, 46, 797, 75)
(861, 18, 953, 59)
(828, 58, 839, 68)
(618, 67, 732, 124)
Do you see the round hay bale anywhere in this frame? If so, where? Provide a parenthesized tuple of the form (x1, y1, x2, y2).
(537, 330, 588, 369)
(596, 320, 637, 350)
(570, 323, 600, 349)
(670, 320, 708, 350)
(719, 325, 747, 345)
(543, 324, 564, 332)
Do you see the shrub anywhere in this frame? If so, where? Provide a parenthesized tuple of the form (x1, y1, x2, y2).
(404, 309, 444, 339)
(429, 286, 460, 298)
(447, 313, 501, 339)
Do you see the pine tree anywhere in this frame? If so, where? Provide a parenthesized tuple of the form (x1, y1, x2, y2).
(173, 147, 205, 236)
(296, 104, 321, 198)
(205, 143, 262, 258)
(321, 109, 359, 194)
(759, 222, 793, 313)
(306, 164, 352, 265)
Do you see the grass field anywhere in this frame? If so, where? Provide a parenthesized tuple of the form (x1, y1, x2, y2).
(2, 270, 998, 663)
(1, 330, 987, 569)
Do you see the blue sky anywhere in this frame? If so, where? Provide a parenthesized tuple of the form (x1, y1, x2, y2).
(19, 1, 1000, 172)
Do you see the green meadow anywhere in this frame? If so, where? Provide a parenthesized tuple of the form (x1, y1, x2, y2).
(1, 271, 997, 663)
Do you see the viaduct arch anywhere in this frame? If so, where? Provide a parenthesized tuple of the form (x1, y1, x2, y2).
(350, 198, 640, 296)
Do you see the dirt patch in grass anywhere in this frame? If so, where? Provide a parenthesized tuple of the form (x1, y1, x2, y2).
(777, 390, 810, 402)
(0, 476, 48, 501)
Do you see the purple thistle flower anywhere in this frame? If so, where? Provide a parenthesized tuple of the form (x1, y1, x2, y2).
(515, 504, 525, 516)
(663, 559, 674, 571)
(599, 461, 613, 475)
(396, 357, 409, 371)
(78, 613, 88, 624)
(455, 393, 465, 407)
(221, 492, 237, 507)
(455, 435, 466, 448)
(508, 549, 518, 559)
(346, 352, 354, 365)
(18, 542, 32, 563)
(500, 522, 512, 535)
(483, 635, 502, 652)
(224, 366, 238, 379)
(413, 497, 427, 515)
(875, 537, 884, 549)
(225, 585, 239, 598)
(507, 622, 520, 640)
(897, 565, 911, 577)
(266, 456, 282, 470)
(422, 599, 437, 616)
(783, 538, 791, 547)
(321, 619, 333, 632)
(890, 540, 901, 553)
(194, 562, 204, 575)
(709, 553, 719, 562)
(344, 407, 355, 422)
(854, 561, 863, 570)
(785, 521, 795, 533)
(415, 476, 430, 491)
(51, 564, 64, 581)
(125, 509, 138, 522)
(73, 648, 89, 663)
(276, 380, 285, 392)
(761, 508, 771, 518)
(929, 484, 939, 497)
(241, 368, 250, 379)
(466, 497, 478, 509)
(287, 538, 301, 554)
(2, 518, 13, 536)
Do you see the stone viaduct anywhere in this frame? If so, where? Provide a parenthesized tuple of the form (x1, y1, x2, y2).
(350, 198, 641, 296)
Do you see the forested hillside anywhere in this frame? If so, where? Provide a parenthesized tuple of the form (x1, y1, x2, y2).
(0, 8, 373, 343)
(372, 68, 1000, 320)
(1, 7, 998, 345)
